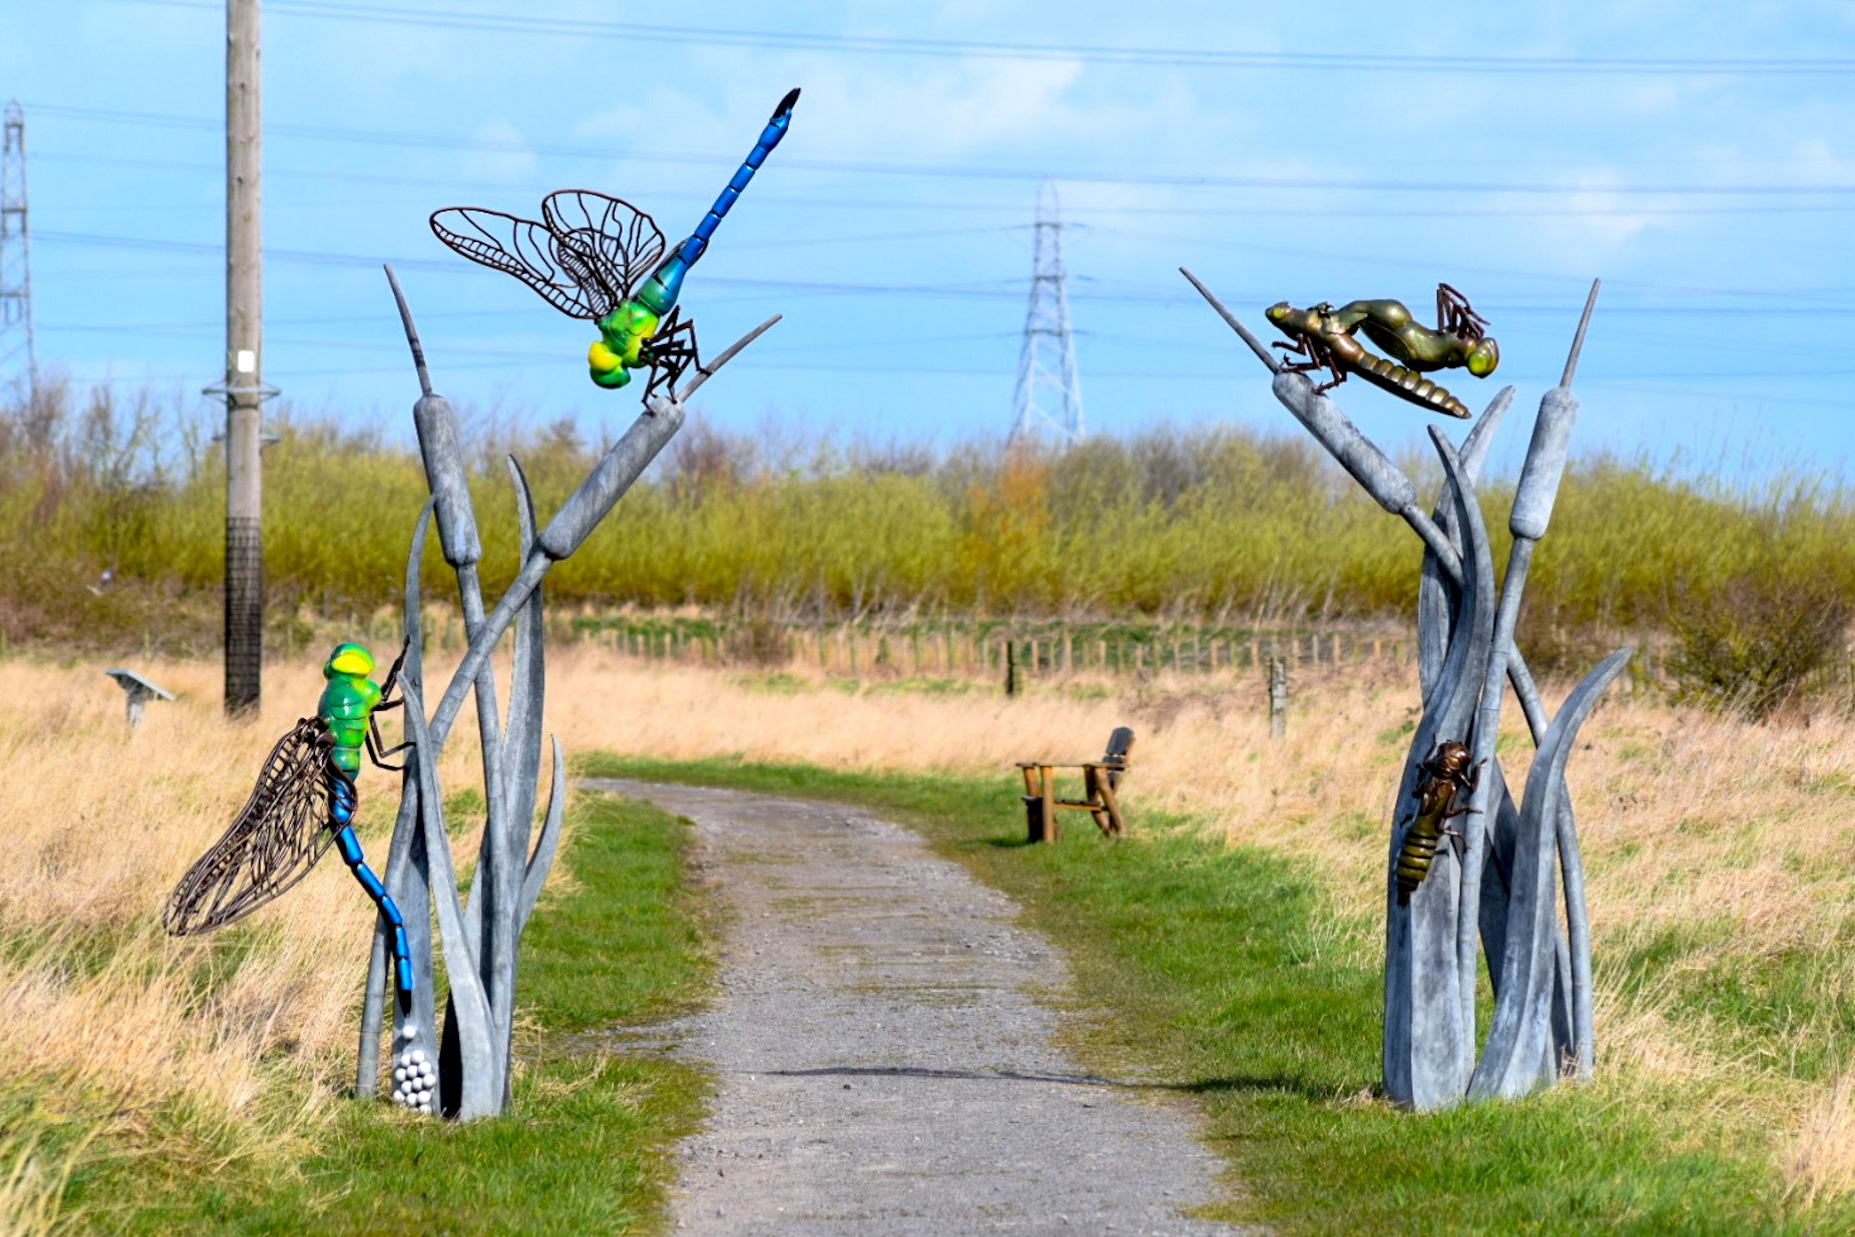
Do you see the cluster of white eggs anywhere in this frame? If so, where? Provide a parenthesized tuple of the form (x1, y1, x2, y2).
(393, 1047, 436, 1112)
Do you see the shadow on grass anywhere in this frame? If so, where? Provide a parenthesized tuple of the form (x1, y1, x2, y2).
(983, 835, 1041, 849)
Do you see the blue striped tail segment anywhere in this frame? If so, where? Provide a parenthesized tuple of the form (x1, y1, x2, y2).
(330, 773, 357, 826)
(636, 88, 799, 318)
(334, 822, 416, 1006)
(677, 87, 800, 269)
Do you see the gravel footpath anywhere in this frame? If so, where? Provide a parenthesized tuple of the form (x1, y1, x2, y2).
(581, 779, 1260, 1236)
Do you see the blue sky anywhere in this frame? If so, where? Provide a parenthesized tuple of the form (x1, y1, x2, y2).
(2, 1, 1852, 481)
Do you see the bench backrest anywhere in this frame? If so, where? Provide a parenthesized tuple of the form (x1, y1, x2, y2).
(1103, 726, 1135, 789)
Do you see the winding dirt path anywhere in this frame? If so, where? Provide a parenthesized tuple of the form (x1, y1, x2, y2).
(583, 779, 1259, 1236)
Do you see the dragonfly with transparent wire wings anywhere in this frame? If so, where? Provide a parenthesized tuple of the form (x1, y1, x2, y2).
(431, 88, 799, 399)
(164, 643, 418, 1024)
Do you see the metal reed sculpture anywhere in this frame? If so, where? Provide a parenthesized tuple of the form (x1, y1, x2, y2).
(348, 266, 779, 1119)
(1183, 268, 1630, 1110)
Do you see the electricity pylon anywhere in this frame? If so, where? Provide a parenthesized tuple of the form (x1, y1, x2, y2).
(1008, 179, 1083, 445)
(0, 101, 37, 409)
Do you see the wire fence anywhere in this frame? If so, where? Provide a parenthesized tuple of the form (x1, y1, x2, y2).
(399, 612, 1675, 692)
(338, 604, 1855, 721)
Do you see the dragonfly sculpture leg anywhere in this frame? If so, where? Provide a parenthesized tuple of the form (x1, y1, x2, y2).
(1273, 333, 1348, 393)
(640, 311, 700, 401)
(328, 768, 415, 1016)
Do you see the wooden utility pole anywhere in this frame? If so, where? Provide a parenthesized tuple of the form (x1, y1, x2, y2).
(222, 0, 265, 715)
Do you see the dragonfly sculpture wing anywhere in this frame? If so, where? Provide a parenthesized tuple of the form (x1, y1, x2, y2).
(429, 206, 623, 321)
(540, 191, 667, 304)
(163, 718, 341, 936)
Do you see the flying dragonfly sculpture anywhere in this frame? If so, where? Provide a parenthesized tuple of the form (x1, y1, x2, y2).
(165, 644, 419, 1035)
(1265, 283, 1500, 419)
(431, 88, 800, 398)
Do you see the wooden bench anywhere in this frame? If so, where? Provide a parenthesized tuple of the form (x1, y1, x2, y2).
(1016, 726, 1134, 843)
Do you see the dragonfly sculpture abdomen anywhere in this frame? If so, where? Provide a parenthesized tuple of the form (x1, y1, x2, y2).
(432, 87, 799, 397)
(164, 643, 417, 1023)
(1265, 283, 1500, 419)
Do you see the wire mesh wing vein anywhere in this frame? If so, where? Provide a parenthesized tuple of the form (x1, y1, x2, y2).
(163, 719, 340, 935)
(430, 203, 632, 320)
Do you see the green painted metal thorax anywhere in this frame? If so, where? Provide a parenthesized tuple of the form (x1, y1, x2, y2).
(1328, 299, 1493, 373)
(318, 642, 384, 776)
(588, 270, 679, 390)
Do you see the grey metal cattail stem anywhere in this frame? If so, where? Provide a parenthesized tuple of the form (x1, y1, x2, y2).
(1414, 393, 1563, 1074)
(1469, 646, 1630, 1100)
(1528, 278, 1603, 1076)
(1454, 463, 1538, 1041)
(357, 501, 436, 1097)
(1449, 292, 1594, 1038)
(357, 277, 779, 1118)
(1180, 267, 1281, 373)
(1383, 432, 1496, 1109)
(487, 455, 546, 1108)
(398, 677, 501, 1118)
(365, 269, 510, 1088)
(1441, 284, 1603, 1079)
(384, 265, 506, 752)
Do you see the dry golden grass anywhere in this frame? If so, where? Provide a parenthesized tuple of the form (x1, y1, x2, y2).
(2, 659, 348, 1120)
(0, 656, 487, 1174)
(7, 642, 1855, 1215)
(1786, 1071, 1855, 1208)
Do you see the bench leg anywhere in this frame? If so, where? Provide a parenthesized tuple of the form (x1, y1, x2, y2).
(1084, 767, 1112, 837)
(1097, 776, 1126, 837)
(1039, 766, 1058, 843)
(1022, 763, 1059, 842)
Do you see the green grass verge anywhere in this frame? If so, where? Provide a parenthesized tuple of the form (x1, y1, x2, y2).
(575, 751, 1846, 1236)
(52, 791, 709, 1235)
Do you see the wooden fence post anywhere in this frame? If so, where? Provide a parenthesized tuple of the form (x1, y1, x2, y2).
(1268, 655, 1288, 738)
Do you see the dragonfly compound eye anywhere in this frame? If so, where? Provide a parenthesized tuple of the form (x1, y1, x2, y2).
(1467, 338, 1500, 377)
(325, 643, 375, 677)
(588, 338, 622, 374)
(588, 341, 633, 388)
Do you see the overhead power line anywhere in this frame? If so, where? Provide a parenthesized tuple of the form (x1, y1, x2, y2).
(26, 102, 1855, 198)
(32, 229, 1855, 315)
(124, 0, 1855, 75)
(29, 150, 1855, 219)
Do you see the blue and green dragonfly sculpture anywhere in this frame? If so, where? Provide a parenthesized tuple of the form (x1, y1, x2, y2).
(164, 643, 417, 1019)
(431, 87, 799, 398)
